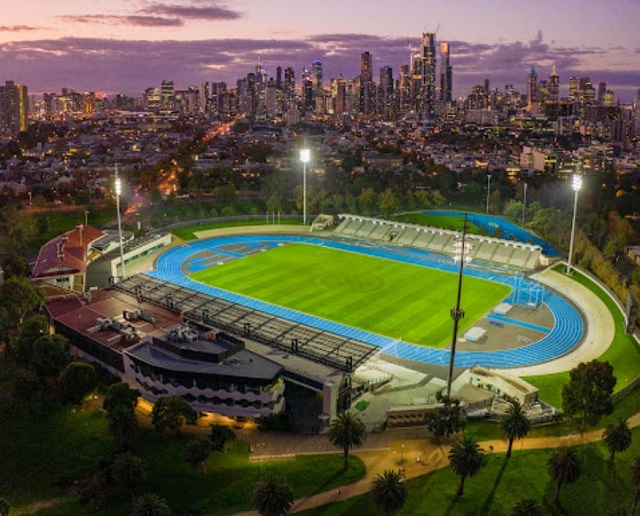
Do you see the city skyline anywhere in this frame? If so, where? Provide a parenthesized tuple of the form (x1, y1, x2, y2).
(1, 0, 639, 100)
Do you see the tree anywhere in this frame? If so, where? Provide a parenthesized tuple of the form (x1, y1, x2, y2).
(250, 476, 294, 516)
(547, 447, 582, 506)
(11, 315, 48, 365)
(447, 435, 488, 497)
(151, 396, 197, 434)
(61, 362, 97, 403)
(210, 424, 236, 452)
(425, 398, 466, 443)
(602, 419, 632, 461)
(370, 470, 408, 516)
(132, 492, 171, 516)
(111, 452, 147, 501)
(562, 360, 616, 429)
(501, 400, 531, 458)
(327, 411, 367, 469)
(30, 334, 70, 378)
(0, 277, 44, 326)
(510, 498, 543, 516)
(183, 436, 212, 475)
(0, 497, 10, 516)
(631, 456, 640, 515)
(103, 383, 140, 448)
(377, 188, 399, 217)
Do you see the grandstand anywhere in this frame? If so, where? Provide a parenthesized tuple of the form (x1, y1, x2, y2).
(333, 214, 543, 271)
(113, 274, 378, 373)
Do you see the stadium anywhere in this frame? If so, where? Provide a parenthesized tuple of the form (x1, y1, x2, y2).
(43, 212, 608, 433)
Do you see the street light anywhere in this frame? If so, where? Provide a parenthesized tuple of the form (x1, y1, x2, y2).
(522, 182, 527, 226)
(115, 168, 126, 281)
(300, 148, 310, 225)
(446, 214, 472, 399)
(566, 173, 582, 276)
(486, 174, 492, 214)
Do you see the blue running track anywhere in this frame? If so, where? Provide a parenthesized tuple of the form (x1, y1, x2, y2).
(148, 235, 583, 368)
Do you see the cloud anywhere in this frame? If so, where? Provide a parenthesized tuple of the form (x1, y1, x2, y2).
(0, 25, 39, 32)
(58, 15, 183, 27)
(0, 32, 637, 101)
(141, 4, 243, 21)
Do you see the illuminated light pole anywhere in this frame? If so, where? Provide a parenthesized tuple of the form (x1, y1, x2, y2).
(115, 168, 126, 281)
(522, 182, 527, 226)
(486, 174, 492, 214)
(566, 173, 582, 276)
(300, 148, 310, 225)
(446, 214, 472, 399)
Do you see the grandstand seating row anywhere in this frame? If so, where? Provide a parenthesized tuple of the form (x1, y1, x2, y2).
(142, 234, 584, 369)
(334, 214, 541, 271)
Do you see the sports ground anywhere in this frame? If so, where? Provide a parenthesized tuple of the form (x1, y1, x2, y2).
(148, 234, 585, 369)
(189, 243, 510, 348)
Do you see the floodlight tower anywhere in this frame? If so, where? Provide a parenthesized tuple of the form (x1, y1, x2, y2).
(446, 214, 473, 399)
(300, 148, 310, 225)
(115, 166, 126, 281)
(522, 182, 527, 226)
(566, 173, 582, 276)
(486, 174, 492, 214)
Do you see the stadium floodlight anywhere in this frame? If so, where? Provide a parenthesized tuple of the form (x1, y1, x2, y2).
(566, 173, 582, 276)
(300, 148, 310, 225)
(486, 174, 492, 214)
(115, 166, 126, 281)
(522, 182, 527, 226)
(446, 213, 472, 399)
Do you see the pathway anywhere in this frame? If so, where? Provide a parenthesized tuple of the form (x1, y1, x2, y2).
(233, 412, 640, 515)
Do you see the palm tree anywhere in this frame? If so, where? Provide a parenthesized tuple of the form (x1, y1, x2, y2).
(327, 411, 367, 469)
(370, 470, 408, 516)
(631, 456, 640, 516)
(501, 400, 531, 458)
(602, 419, 632, 461)
(547, 447, 582, 506)
(448, 434, 488, 497)
(250, 476, 294, 516)
(132, 492, 171, 516)
(510, 498, 543, 516)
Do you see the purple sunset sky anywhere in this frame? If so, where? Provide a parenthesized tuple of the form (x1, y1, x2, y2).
(1, 0, 639, 101)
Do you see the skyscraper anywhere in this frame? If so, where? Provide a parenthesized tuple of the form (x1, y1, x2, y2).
(312, 60, 323, 95)
(416, 33, 437, 120)
(527, 65, 538, 112)
(160, 80, 175, 112)
(547, 65, 559, 101)
(439, 42, 452, 103)
(360, 52, 373, 83)
(0, 80, 28, 135)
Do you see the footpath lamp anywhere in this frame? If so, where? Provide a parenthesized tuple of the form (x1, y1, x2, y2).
(566, 173, 582, 276)
(446, 214, 473, 399)
(115, 169, 126, 281)
(486, 174, 492, 214)
(300, 148, 310, 225)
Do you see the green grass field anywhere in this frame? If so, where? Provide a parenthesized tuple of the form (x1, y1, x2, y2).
(190, 243, 511, 347)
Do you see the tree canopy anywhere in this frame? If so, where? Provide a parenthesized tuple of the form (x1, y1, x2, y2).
(327, 411, 367, 469)
(562, 360, 616, 428)
(151, 396, 197, 434)
(250, 476, 294, 516)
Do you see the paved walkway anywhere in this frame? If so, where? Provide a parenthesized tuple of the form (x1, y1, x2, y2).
(233, 412, 640, 515)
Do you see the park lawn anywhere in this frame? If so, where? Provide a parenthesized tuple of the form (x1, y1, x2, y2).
(0, 393, 366, 515)
(172, 218, 300, 241)
(524, 266, 640, 407)
(300, 428, 640, 516)
(190, 243, 511, 347)
(393, 212, 483, 233)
